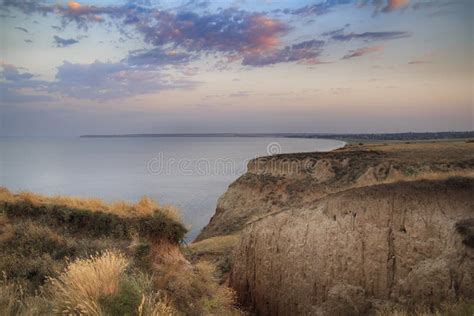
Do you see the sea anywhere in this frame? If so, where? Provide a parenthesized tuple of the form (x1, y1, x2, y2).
(0, 137, 344, 240)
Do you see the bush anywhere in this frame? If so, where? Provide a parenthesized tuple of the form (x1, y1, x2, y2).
(154, 261, 238, 315)
(0, 253, 60, 291)
(133, 241, 152, 271)
(0, 220, 119, 291)
(100, 276, 142, 316)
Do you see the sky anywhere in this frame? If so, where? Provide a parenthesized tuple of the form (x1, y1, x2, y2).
(0, 0, 473, 136)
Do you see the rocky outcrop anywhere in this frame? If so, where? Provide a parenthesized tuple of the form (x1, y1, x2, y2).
(230, 178, 474, 315)
(196, 143, 474, 241)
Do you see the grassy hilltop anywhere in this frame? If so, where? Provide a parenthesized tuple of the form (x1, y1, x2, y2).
(0, 188, 240, 315)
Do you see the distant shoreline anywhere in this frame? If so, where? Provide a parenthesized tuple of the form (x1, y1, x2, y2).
(80, 131, 474, 142)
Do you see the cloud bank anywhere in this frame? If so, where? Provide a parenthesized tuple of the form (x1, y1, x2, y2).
(0, 0, 424, 104)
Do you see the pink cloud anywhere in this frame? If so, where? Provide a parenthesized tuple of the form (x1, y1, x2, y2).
(383, 0, 410, 12)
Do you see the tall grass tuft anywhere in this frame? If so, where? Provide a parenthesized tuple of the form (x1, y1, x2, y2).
(49, 250, 128, 315)
(0, 187, 15, 203)
(138, 291, 177, 316)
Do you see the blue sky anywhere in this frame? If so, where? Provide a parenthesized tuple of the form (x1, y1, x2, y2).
(0, 0, 472, 135)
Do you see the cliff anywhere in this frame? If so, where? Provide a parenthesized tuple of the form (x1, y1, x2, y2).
(194, 141, 474, 314)
(230, 178, 474, 315)
(197, 141, 474, 241)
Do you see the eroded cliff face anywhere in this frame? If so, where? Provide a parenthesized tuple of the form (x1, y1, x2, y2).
(196, 143, 474, 241)
(230, 178, 474, 315)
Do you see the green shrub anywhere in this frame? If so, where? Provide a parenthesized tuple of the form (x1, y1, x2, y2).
(0, 253, 60, 291)
(100, 276, 142, 316)
(133, 241, 152, 271)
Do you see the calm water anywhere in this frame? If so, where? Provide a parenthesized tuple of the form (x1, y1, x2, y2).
(0, 137, 344, 240)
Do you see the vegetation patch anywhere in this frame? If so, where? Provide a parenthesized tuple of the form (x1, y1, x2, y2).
(0, 188, 240, 315)
(186, 235, 240, 283)
(1, 188, 187, 243)
(376, 299, 474, 316)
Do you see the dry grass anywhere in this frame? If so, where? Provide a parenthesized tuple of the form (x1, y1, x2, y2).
(0, 187, 181, 222)
(188, 235, 240, 255)
(186, 235, 240, 283)
(0, 251, 182, 316)
(158, 204, 182, 223)
(0, 214, 14, 244)
(138, 291, 177, 316)
(153, 260, 240, 315)
(0, 276, 25, 314)
(372, 139, 461, 162)
(49, 250, 129, 315)
(379, 170, 474, 186)
(0, 275, 50, 316)
(0, 188, 16, 203)
(376, 299, 474, 316)
(0, 188, 238, 315)
(45, 254, 238, 315)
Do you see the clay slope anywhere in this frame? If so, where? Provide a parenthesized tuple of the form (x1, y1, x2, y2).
(196, 142, 474, 241)
(230, 178, 474, 315)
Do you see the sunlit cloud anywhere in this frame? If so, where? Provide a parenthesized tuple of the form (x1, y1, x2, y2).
(382, 0, 410, 12)
(0, 0, 415, 71)
(2, 1, 291, 64)
(135, 10, 290, 57)
(242, 39, 325, 66)
(2, 0, 113, 29)
(68, 1, 82, 10)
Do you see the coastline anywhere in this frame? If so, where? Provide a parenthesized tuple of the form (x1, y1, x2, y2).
(79, 131, 474, 141)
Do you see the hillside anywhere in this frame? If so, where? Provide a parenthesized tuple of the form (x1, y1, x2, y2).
(193, 140, 474, 314)
(0, 189, 240, 315)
